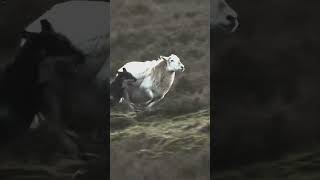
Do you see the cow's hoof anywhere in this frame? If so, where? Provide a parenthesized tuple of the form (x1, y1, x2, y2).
(135, 111, 146, 120)
(72, 169, 88, 180)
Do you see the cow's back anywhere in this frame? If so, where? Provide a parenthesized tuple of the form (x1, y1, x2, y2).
(26, 1, 110, 81)
(26, 1, 109, 54)
(119, 60, 158, 80)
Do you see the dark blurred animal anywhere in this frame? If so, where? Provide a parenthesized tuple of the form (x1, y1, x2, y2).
(211, 0, 239, 32)
(0, 19, 84, 146)
(24, 1, 110, 154)
(119, 54, 185, 111)
(26, 1, 109, 82)
(110, 68, 137, 107)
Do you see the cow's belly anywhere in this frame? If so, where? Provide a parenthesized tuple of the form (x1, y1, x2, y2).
(125, 85, 150, 104)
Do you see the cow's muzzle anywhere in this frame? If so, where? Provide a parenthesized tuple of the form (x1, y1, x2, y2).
(181, 66, 185, 72)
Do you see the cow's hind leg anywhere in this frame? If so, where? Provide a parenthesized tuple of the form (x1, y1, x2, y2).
(143, 89, 155, 105)
(122, 89, 137, 111)
(143, 95, 164, 114)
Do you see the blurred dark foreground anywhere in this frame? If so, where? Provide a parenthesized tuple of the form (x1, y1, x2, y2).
(0, 1, 109, 179)
(212, 0, 320, 173)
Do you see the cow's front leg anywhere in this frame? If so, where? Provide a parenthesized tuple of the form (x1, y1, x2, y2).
(145, 96, 163, 112)
(144, 89, 155, 106)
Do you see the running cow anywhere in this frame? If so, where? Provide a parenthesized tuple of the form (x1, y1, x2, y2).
(118, 54, 185, 112)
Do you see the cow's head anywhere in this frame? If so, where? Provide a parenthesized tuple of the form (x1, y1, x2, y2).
(161, 54, 185, 72)
(211, 0, 239, 33)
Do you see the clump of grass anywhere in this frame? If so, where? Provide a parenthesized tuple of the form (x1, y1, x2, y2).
(111, 109, 210, 157)
(110, 112, 137, 131)
(118, 0, 158, 17)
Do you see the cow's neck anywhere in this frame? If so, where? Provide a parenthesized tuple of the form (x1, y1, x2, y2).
(152, 61, 175, 89)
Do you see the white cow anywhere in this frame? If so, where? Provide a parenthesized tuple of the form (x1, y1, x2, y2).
(118, 54, 185, 111)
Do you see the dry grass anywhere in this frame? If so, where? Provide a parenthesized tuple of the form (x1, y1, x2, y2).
(111, 109, 210, 155)
(111, 109, 210, 180)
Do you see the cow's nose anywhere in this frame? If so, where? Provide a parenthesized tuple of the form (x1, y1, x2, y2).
(226, 15, 239, 32)
(226, 15, 237, 23)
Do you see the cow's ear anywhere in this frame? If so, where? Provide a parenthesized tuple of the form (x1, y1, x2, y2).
(123, 68, 127, 72)
(160, 56, 168, 61)
(40, 19, 54, 33)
